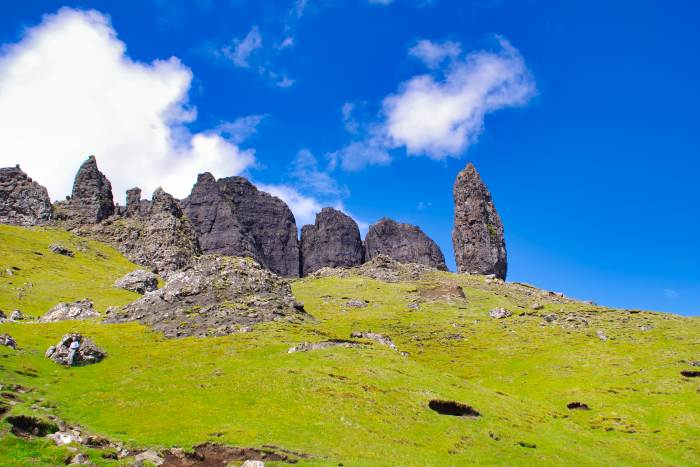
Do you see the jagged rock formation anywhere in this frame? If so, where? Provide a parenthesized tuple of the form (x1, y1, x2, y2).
(0, 166, 52, 226)
(364, 218, 447, 270)
(67, 156, 114, 223)
(125, 187, 150, 217)
(79, 187, 200, 275)
(105, 255, 310, 337)
(182, 173, 299, 277)
(300, 207, 364, 276)
(39, 299, 100, 322)
(452, 162, 507, 279)
(45, 334, 106, 366)
(114, 270, 158, 294)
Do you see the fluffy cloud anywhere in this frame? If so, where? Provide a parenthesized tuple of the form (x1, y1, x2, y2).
(0, 8, 256, 201)
(291, 149, 348, 197)
(409, 39, 461, 68)
(331, 36, 535, 168)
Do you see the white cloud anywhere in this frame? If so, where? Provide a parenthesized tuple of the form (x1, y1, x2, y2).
(0, 8, 256, 201)
(225, 26, 263, 68)
(409, 39, 461, 68)
(214, 114, 266, 144)
(330, 36, 535, 168)
(341, 102, 359, 134)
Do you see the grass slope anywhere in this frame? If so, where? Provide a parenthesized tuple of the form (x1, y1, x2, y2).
(1, 226, 699, 465)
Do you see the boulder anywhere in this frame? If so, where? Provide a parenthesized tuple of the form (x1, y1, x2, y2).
(105, 255, 310, 338)
(0, 165, 52, 226)
(114, 270, 158, 294)
(67, 155, 114, 223)
(364, 218, 447, 270)
(0, 334, 17, 350)
(489, 307, 512, 319)
(300, 207, 364, 276)
(45, 334, 106, 366)
(452, 162, 507, 279)
(9, 310, 23, 320)
(39, 299, 100, 322)
(181, 173, 299, 277)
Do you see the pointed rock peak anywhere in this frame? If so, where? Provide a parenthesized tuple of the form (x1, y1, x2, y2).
(196, 172, 217, 184)
(69, 155, 114, 223)
(150, 187, 182, 217)
(452, 162, 507, 279)
(364, 218, 447, 270)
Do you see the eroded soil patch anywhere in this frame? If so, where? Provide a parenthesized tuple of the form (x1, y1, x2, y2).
(681, 370, 700, 378)
(419, 284, 466, 302)
(5, 415, 58, 437)
(567, 402, 591, 410)
(163, 442, 305, 465)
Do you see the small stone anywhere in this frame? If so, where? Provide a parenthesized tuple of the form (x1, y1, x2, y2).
(134, 449, 164, 466)
(49, 244, 74, 257)
(640, 325, 653, 331)
(40, 299, 99, 322)
(48, 431, 81, 446)
(530, 303, 543, 310)
(10, 310, 23, 320)
(346, 299, 368, 308)
(543, 313, 557, 323)
(68, 452, 91, 465)
(407, 302, 420, 310)
(596, 330, 608, 341)
(241, 461, 265, 467)
(489, 308, 512, 319)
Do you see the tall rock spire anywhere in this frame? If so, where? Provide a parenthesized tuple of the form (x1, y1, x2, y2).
(452, 162, 507, 279)
(69, 155, 114, 223)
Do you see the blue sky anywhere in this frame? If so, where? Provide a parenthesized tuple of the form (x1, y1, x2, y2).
(0, 1, 698, 315)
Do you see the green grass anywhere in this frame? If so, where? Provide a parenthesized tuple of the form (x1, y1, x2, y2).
(1, 225, 699, 465)
(0, 224, 142, 317)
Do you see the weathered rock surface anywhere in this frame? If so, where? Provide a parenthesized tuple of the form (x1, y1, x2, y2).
(9, 310, 23, 321)
(49, 244, 74, 257)
(311, 254, 436, 283)
(125, 187, 150, 217)
(45, 334, 105, 366)
(300, 207, 363, 276)
(75, 187, 200, 275)
(114, 270, 158, 294)
(288, 340, 362, 353)
(0, 334, 17, 349)
(489, 307, 512, 319)
(0, 166, 52, 226)
(181, 173, 299, 277)
(105, 255, 310, 337)
(364, 218, 447, 270)
(39, 299, 100, 322)
(67, 156, 114, 223)
(452, 162, 507, 279)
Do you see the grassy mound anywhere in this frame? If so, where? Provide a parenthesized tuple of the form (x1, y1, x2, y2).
(1, 225, 699, 465)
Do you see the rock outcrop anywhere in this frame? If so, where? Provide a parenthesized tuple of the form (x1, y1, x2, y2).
(45, 334, 106, 366)
(364, 218, 447, 270)
(39, 299, 100, 322)
(76, 187, 200, 275)
(67, 156, 114, 223)
(300, 207, 364, 276)
(114, 270, 158, 294)
(311, 254, 435, 283)
(105, 255, 310, 337)
(452, 162, 507, 279)
(0, 334, 17, 350)
(0, 166, 52, 226)
(182, 174, 299, 277)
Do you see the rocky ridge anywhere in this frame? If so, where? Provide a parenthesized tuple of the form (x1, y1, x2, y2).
(0, 166, 52, 226)
(365, 218, 447, 270)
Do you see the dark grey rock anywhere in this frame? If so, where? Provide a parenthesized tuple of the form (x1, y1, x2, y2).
(125, 187, 150, 217)
(105, 255, 311, 337)
(452, 162, 507, 279)
(114, 270, 158, 294)
(0, 166, 52, 226)
(67, 156, 114, 223)
(0, 334, 17, 350)
(364, 218, 446, 270)
(45, 334, 105, 366)
(49, 244, 74, 257)
(181, 173, 299, 277)
(39, 299, 100, 322)
(300, 207, 363, 276)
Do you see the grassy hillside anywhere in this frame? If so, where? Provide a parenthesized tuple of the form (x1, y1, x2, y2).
(1, 226, 699, 465)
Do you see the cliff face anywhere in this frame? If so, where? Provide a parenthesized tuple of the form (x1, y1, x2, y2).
(364, 218, 447, 270)
(300, 207, 364, 276)
(67, 155, 114, 224)
(181, 173, 299, 277)
(452, 162, 507, 279)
